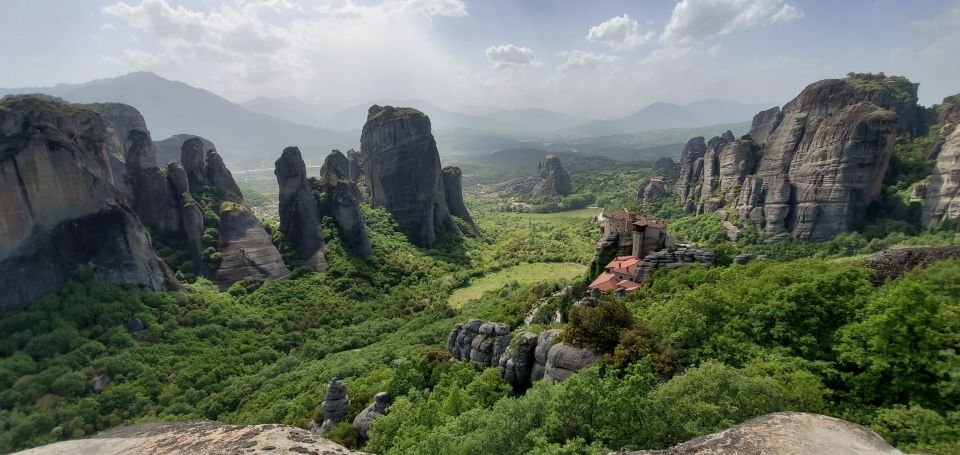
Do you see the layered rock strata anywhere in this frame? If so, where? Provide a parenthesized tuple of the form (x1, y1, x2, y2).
(360, 105, 461, 247)
(318, 378, 349, 434)
(922, 94, 960, 229)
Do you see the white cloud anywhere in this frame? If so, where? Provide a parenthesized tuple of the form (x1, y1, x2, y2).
(486, 44, 541, 69)
(661, 0, 802, 46)
(557, 50, 619, 71)
(587, 14, 653, 50)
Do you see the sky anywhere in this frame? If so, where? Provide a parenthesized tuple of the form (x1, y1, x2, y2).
(1, 0, 958, 118)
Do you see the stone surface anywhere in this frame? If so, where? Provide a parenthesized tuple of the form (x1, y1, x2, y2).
(126, 129, 182, 233)
(544, 342, 601, 382)
(635, 247, 715, 282)
(447, 319, 511, 368)
(83, 102, 147, 188)
(213, 206, 290, 289)
(13, 421, 368, 455)
(531, 329, 561, 382)
(153, 134, 215, 167)
(0, 96, 178, 309)
(442, 166, 477, 231)
(360, 105, 461, 247)
(498, 331, 539, 389)
(91, 373, 111, 393)
(612, 412, 902, 455)
(864, 246, 960, 282)
(317, 150, 373, 258)
(179, 137, 207, 184)
(352, 392, 391, 441)
(275, 146, 327, 271)
(318, 378, 349, 434)
(680, 77, 915, 240)
(490, 156, 572, 198)
(922, 94, 960, 229)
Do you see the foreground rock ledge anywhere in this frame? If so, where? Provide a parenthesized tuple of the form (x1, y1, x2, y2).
(14, 421, 367, 455)
(612, 412, 902, 455)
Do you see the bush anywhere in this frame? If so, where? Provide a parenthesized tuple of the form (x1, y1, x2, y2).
(562, 298, 634, 352)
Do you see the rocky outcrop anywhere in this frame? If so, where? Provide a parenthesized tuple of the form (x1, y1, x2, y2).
(499, 331, 539, 389)
(679, 76, 916, 240)
(0, 96, 178, 308)
(347, 148, 363, 183)
(154, 134, 215, 166)
(531, 329, 561, 382)
(125, 128, 182, 233)
(318, 378, 349, 434)
(317, 150, 373, 258)
(360, 105, 461, 247)
(83, 102, 148, 188)
(635, 247, 715, 282)
(213, 204, 289, 288)
(15, 421, 368, 455)
(532, 156, 572, 197)
(180, 137, 207, 184)
(639, 177, 668, 203)
(864, 246, 960, 282)
(490, 156, 572, 198)
(352, 392, 391, 441)
(612, 412, 902, 455)
(544, 343, 602, 382)
(922, 94, 960, 229)
(442, 166, 477, 231)
(447, 320, 511, 368)
(275, 147, 327, 271)
(652, 157, 678, 180)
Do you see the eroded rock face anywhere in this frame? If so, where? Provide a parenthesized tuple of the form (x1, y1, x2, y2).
(613, 412, 902, 455)
(180, 137, 207, 184)
(635, 247, 715, 282)
(499, 331, 539, 389)
(319, 378, 349, 434)
(544, 343, 601, 382)
(0, 96, 178, 309)
(360, 105, 461, 247)
(922, 94, 960, 229)
(864, 246, 960, 282)
(680, 77, 914, 240)
(318, 150, 373, 258)
(16, 421, 368, 455)
(214, 207, 290, 289)
(352, 392, 391, 441)
(154, 134, 215, 166)
(442, 166, 477, 231)
(275, 147, 327, 271)
(532, 156, 572, 197)
(447, 320, 511, 368)
(125, 128, 181, 233)
(84, 102, 148, 188)
(531, 329, 561, 382)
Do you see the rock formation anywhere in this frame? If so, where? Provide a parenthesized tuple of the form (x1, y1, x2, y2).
(498, 331, 539, 389)
(677, 76, 918, 240)
(922, 94, 960, 229)
(15, 421, 368, 455)
(531, 329, 561, 382)
(639, 177, 668, 204)
(316, 149, 373, 258)
(125, 128, 182, 233)
(318, 378, 349, 434)
(651, 156, 678, 181)
(635, 247, 716, 282)
(360, 105, 462, 247)
(0, 95, 178, 309)
(83, 102, 148, 188)
(352, 392, 391, 441)
(154, 134, 215, 166)
(612, 412, 902, 455)
(544, 343, 602, 382)
(490, 156, 572, 198)
(275, 147, 328, 271)
(447, 319, 512, 368)
(864, 246, 960, 282)
(347, 148, 363, 183)
(442, 166, 478, 231)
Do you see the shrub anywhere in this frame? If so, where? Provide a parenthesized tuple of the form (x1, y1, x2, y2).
(562, 298, 634, 352)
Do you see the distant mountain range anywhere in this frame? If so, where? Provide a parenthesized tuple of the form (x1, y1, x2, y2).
(1, 71, 771, 166)
(0, 72, 353, 168)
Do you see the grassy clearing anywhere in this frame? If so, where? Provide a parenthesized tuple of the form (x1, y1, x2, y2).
(510, 207, 601, 221)
(448, 262, 587, 309)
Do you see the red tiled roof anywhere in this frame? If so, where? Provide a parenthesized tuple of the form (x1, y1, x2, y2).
(633, 218, 666, 229)
(616, 280, 642, 291)
(606, 256, 639, 275)
(588, 272, 619, 292)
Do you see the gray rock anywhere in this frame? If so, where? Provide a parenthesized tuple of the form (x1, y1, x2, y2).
(91, 373, 111, 393)
(213, 206, 290, 290)
(318, 150, 373, 258)
(0, 96, 179, 309)
(204, 149, 244, 204)
(360, 105, 462, 247)
(275, 147, 328, 271)
(531, 156, 572, 197)
(544, 343, 601, 382)
(179, 137, 207, 184)
(922, 95, 960, 229)
(531, 329, 561, 382)
(864, 247, 960, 282)
(733, 254, 755, 265)
(352, 392, 391, 441)
(498, 331, 539, 389)
(319, 378, 349, 434)
(153, 134, 215, 166)
(442, 166, 477, 231)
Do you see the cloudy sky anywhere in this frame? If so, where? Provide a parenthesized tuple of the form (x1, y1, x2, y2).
(2, 0, 959, 118)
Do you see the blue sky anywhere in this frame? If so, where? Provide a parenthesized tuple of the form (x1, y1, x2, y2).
(1, 0, 958, 117)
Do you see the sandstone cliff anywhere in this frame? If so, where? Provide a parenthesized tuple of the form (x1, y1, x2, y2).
(0, 96, 178, 308)
(360, 105, 461, 247)
(318, 149, 373, 258)
(83, 102, 147, 189)
(442, 166, 478, 231)
(275, 146, 328, 270)
(922, 94, 960, 229)
(678, 76, 916, 240)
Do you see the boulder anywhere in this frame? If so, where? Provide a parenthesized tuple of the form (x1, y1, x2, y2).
(447, 319, 511, 368)
(318, 150, 373, 258)
(442, 166, 477, 231)
(352, 392, 391, 441)
(544, 343, 601, 382)
(612, 412, 902, 455)
(275, 146, 327, 271)
(360, 105, 461, 247)
(531, 329, 561, 382)
(498, 331, 539, 389)
(91, 373, 111, 393)
(0, 96, 178, 309)
(318, 378, 349, 434)
(864, 247, 960, 282)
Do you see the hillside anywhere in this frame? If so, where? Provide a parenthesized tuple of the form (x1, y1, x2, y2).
(559, 99, 772, 137)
